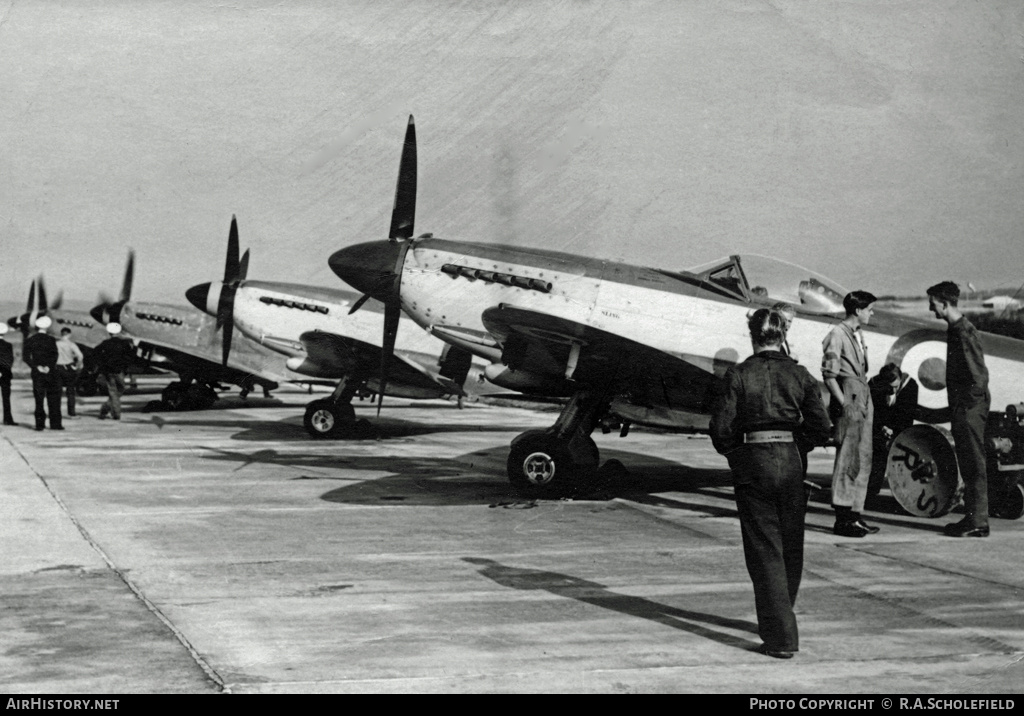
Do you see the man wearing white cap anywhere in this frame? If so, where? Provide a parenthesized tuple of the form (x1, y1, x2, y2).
(0, 323, 15, 426)
(94, 322, 134, 420)
(22, 315, 63, 431)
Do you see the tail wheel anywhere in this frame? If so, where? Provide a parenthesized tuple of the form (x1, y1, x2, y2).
(304, 399, 356, 440)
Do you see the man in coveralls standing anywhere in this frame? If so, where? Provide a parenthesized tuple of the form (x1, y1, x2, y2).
(22, 316, 63, 431)
(710, 308, 831, 658)
(0, 323, 16, 426)
(927, 281, 991, 538)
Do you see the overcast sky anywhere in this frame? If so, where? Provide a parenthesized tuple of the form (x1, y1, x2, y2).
(2, 0, 1023, 306)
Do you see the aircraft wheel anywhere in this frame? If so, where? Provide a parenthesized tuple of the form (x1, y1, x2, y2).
(76, 371, 100, 397)
(186, 384, 218, 410)
(991, 482, 1024, 520)
(304, 399, 356, 440)
(162, 382, 187, 411)
(507, 430, 581, 499)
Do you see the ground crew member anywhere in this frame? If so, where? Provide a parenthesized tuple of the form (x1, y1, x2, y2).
(822, 290, 879, 537)
(927, 281, 991, 538)
(94, 322, 134, 420)
(867, 362, 919, 497)
(22, 316, 63, 431)
(0, 323, 16, 426)
(710, 308, 831, 659)
(56, 327, 84, 418)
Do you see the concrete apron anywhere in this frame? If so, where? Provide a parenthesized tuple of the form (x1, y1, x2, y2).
(0, 380, 1022, 693)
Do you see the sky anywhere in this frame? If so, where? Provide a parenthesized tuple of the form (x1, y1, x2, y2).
(2, 0, 1023, 307)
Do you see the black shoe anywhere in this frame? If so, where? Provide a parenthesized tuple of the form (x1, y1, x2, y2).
(34, 426, 44, 431)
(51, 426, 65, 431)
(3, 420, 17, 426)
(833, 520, 869, 538)
(943, 520, 989, 538)
(854, 519, 880, 534)
(759, 644, 795, 659)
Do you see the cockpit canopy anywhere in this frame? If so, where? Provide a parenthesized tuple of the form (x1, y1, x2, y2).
(685, 254, 848, 316)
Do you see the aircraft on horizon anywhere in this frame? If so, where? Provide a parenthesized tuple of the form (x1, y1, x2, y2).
(185, 217, 510, 438)
(6, 276, 148, 393)
(89, 251, 293, 410)
(327, 115, 1024, 520)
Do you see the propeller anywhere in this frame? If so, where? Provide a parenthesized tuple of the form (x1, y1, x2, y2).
(15, 280, 38, 337)
(378, 116, 419, 414)
(89, 250, 135, 324)
(184, 215, 251, 366)
(327, 115, 419, 415)
(216, 217, 249, 365)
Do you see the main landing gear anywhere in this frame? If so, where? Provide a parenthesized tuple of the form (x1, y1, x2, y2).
(507, 389, 625, 498)
(161, 378, 219, 411)
(303, 376, 372, 440)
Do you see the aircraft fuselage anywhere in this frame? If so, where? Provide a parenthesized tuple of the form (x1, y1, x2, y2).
(394, 238, 1024, 426)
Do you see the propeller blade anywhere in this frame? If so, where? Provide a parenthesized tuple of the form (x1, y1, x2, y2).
(378, 299, 400, 416)
(348, 293, 372, 315)
(374, 240, 411, 416)
(37, 275, 48, 313)
(120, 250, 135, 303)
(239, 249, 250, 283)
(51, 290, 63, 310)
(224, 216, 240, 284)
(388, 115, 417, 241)
(26, 280, 38, 335)
(221, 314, 234, 367)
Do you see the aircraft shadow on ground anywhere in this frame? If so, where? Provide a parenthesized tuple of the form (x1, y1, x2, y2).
(192, 429, 948, 531)
(462, 557, 761, 652)
(129, 412, 540, 442)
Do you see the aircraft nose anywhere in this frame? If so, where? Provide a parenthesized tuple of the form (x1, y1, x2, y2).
(185, 282, 210, 313)
(186, 282, 218, 316)
(329, 241, 404, 300)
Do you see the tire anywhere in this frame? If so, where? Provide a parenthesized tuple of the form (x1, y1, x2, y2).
(303, 399, 356, 440)
(162, 382, 187, 411)
(507, 430, 581, 499)
(186, 384, 218, 410)
(991, 483, 1024, 520)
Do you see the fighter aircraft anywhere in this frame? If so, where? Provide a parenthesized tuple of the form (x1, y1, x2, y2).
(327, 115, 1024, 519)
(185, 217, 507, 438)
(89, 251, 293, 410)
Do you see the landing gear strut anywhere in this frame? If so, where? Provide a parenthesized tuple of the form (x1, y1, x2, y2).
(507, 390, 606, 498)
(303, 376, 371, 440)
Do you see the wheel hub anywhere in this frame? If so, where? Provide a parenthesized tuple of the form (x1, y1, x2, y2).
(311, 409, 335, 433)
(522, 451, 556, 485)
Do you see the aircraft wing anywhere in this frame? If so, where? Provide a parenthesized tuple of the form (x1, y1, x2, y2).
(297, 330, 464, 397)
(481, 304, 720, 420)
(131, 336, 287, 389)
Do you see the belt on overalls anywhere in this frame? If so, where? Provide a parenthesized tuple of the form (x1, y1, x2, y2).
(744, 430, 794, 444)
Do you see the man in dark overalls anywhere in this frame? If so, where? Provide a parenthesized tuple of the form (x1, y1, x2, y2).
(710, 308, 831, 658)
(0, 323, 16, 426)
(927, 281, 991, 537)
(22, 316, 63, 431)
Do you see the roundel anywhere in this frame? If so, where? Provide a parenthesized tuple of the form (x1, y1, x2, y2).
(884, 328, 949, 423)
